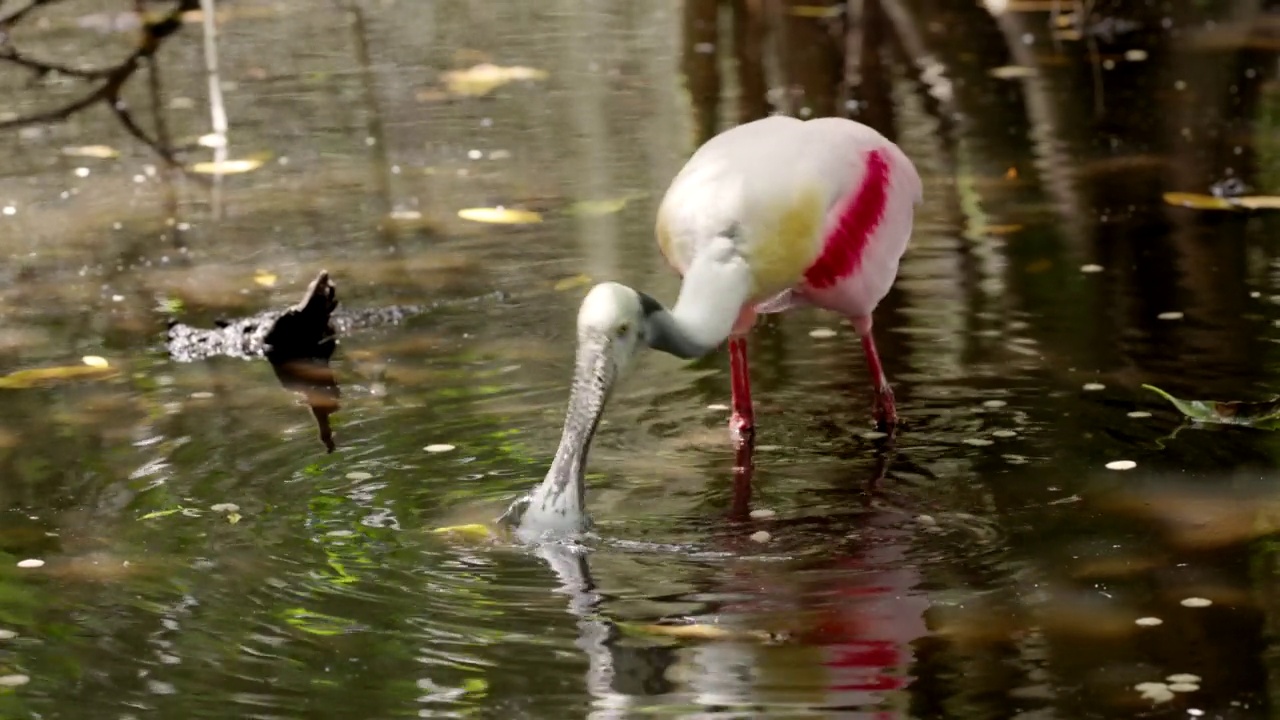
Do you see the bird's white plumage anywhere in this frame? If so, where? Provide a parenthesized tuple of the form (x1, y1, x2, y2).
(655, 115, 922, 320)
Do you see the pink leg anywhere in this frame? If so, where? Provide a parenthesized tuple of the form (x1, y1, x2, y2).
(729, 336, 754, 443)
(851, 315, 897, 431)
(728, 308, 758, 445)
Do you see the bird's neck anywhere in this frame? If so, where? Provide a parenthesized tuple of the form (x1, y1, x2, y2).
(512, 336, 610, 540)
(645, 236, 753, 359)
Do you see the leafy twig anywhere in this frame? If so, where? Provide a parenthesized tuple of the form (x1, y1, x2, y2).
(0, 0, 202, 173)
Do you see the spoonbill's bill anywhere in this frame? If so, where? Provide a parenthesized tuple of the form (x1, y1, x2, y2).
(513, 115, 921, 539)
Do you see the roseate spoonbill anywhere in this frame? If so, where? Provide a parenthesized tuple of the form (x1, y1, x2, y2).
(511, 115, 921, 539)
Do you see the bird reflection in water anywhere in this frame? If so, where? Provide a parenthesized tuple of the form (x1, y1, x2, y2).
(532, 439, 929, 718)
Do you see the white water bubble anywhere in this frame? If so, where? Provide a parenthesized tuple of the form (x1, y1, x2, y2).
(424, 444, 456, 453)
(982, 399, 1008, 408)
(16, 559, 43, 568)
(1106, 460, 1137, 471)
(1135, 616, 1163, 626)
(1127, 411, 1152, 418)
(345, 472, 373, 481)
(1080, 264, 1104, 273)
(749, 530, 771, 543)
(809, 328, 837, 339)
(748, 509, 776, 520)
(1157, 311, 1184, 320)
(1180, 597, 1212, 608)
(1083, 382, 1106, 391)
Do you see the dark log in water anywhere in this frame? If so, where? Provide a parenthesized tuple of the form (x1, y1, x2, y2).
(164, 270, 506, 453)
(165, 271, 506, 363)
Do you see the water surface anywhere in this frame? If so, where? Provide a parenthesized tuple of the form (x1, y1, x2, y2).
(1, 1, 1280, 718)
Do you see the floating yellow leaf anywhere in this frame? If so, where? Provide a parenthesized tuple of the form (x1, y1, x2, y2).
(0, 364, 117, 389)
(60, 145, 119, 159)
(553, 274, 593, 292)
(1164, 192, 1280, 211)
(1162, 192, 1235, 211)
(190, 157, 265, 175)
(227, 512, 242, 524)
(431, 524, 495, 540)
(1237, 196, 1280, 210)
(253, 269, 278, 287)
(441, 63, 548, 97)
(81, 355, 109, 368)
(989, 65, 1037, 80)
(457, 207, 542, 224)
(566, 198, 630, 217)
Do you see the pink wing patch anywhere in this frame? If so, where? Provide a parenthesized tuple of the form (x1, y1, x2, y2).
(802, 149, 891, 289)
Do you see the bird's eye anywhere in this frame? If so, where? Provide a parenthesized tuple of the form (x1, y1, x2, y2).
(616, 323, 631, 338)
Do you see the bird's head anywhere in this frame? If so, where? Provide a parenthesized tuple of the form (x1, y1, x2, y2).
(574, 281, 654, 381)
(505, 282, 658, 540)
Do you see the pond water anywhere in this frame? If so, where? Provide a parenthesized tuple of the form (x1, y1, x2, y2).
(2, 0, 1280, 717)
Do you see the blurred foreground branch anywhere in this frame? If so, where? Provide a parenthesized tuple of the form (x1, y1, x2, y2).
(0, 0, 199, 169)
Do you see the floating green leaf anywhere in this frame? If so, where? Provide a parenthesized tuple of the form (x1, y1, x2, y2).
(282, 608, 359, 636)
(1143, 384, 1280, 428)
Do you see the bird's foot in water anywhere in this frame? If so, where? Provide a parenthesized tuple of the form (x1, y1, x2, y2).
(730, 412, 755, 447)
(872, 385, 898, 435)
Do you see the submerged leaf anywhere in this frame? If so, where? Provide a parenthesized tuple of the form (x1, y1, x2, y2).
(138, 507, 185, 521)
(1143, 384, 1280, 427)
(786, 4, 842, 17)
(441, 63, 548, 97)
(60, 145, 119, 159)
(0, 364, 117, 389)
(553, 274, 592, 292)
(457, 207, 541, 224)
(566, 198, 630, 217)
(989, 65, 1037, 79)
(623, 623, 779, 643)
(189, 156, 266, 175)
